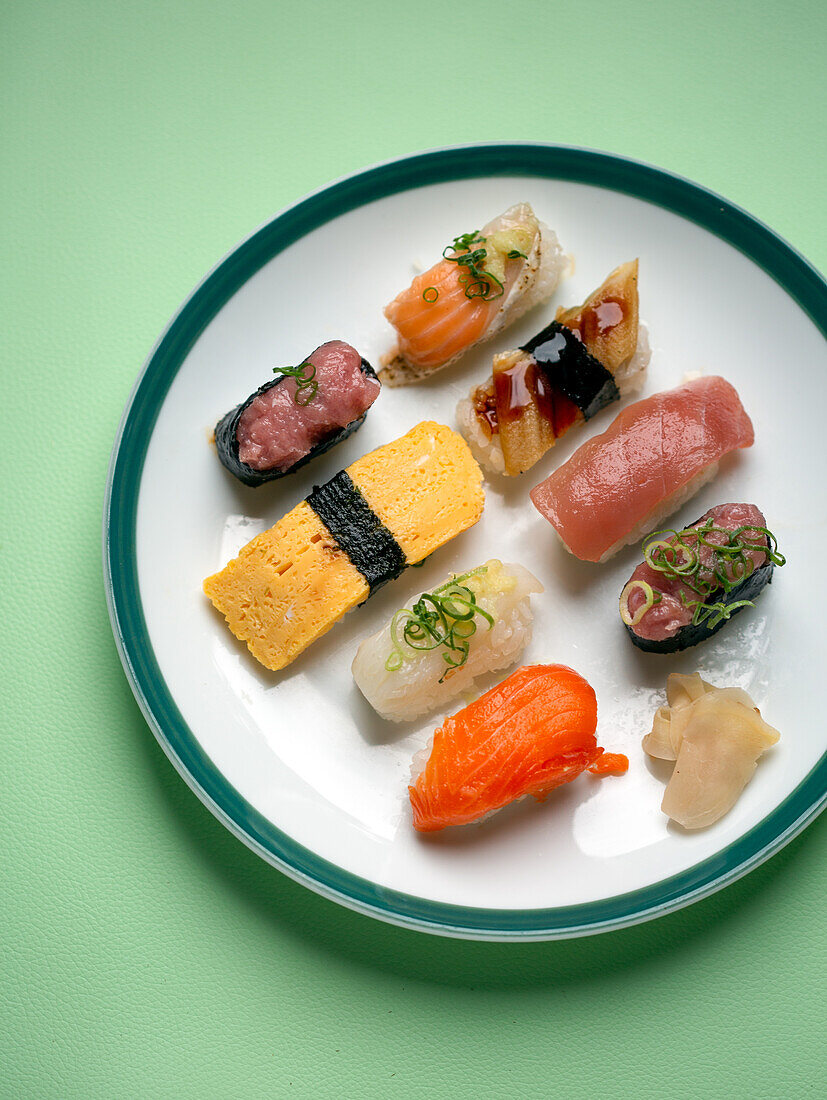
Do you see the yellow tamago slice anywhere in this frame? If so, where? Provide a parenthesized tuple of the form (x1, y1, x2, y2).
(203, 421, 484, 671)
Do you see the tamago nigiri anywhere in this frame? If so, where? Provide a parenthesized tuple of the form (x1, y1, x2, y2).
(381, 203, 566, 385)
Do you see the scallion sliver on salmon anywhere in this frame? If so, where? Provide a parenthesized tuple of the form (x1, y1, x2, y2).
(381, 203, 567, 385)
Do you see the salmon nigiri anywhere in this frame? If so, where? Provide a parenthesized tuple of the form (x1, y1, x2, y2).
(530, 376, 755, 563)
(381, 204, 566, 386)
(408, 664, 626, 832)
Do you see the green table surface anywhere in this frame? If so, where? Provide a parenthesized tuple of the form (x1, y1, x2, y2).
(3, 2, 825, 1096)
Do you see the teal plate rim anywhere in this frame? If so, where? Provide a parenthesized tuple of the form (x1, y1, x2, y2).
(104, 143, 827, 941)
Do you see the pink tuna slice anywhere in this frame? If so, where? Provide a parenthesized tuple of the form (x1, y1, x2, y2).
(529, 376, 754, 562)
(625, 503, 769, 640)
(237, 340, 380, 470)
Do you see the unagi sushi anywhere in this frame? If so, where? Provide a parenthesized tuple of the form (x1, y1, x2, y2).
(381, 203, 566, 386)
(458, 261, 650, 476)
(408, 664, 627, 832)
(620, 504, 785, 652)
(215, 340, 380, 486)
(204, 422, 484, 671)
(352, 560, 542, 722)
(530, 376, 755, 563)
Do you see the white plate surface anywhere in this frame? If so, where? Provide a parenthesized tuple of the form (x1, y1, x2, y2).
(109, 148, 827, 935)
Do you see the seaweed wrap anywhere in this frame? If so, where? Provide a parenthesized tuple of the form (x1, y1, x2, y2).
(215, 340, 380, 486)
(619, 504, 785, 653)
(203, 421, 485, 671)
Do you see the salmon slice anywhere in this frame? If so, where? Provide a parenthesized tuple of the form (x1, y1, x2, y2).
(529, 376, 755, 563)
(385, 259, 495, 371)
(381, 203, 566, 385)
(409, 664, 623, 832)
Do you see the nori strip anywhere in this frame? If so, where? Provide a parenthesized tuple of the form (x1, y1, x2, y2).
(214, 358, 377, 487)
(521, 321, 619, 421)
(306, 470, 407, 593)
(626, 551, 775, 654)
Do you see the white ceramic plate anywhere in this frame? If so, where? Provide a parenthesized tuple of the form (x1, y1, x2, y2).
(105, 145, 827, 939)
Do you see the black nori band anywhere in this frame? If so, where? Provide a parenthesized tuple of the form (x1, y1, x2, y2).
(215, 357, 378, 488)
(306, 470, 407, 592)
(624, 515, 775, 655)
(626, 560, 774, 653)
(521, 321, 619, 420)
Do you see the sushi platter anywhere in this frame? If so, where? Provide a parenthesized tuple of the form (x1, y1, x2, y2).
(105, 145, 827, 938)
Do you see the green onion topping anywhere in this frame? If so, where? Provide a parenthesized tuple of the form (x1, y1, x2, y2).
(619, 580, 661, 627)
(442, 230, 506, 302)
(422, 286, 439, 303)
(272, 360, 318, 406)
(384, 567, 494, 681)
(633, 519, 786, 629)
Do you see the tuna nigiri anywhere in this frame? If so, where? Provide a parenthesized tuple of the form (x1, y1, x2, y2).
(381, 203, 566, 386)
(408, 664, 627, 832)
(529, 376, 755, 563)
(458, 260, 651, 476)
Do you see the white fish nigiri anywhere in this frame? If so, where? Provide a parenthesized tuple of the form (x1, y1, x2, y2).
(351, 560, 543, 722)
(381, 203, 566, 386)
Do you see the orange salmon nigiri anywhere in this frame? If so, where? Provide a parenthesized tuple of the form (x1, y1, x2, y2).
(408, 665, 626, 832)
(381, 204, 566, 386)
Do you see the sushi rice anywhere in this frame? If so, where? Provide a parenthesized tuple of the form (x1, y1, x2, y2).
(457, 322, 652, 476)
(380, 204, 569, 386)
(351, 560, 543, 722)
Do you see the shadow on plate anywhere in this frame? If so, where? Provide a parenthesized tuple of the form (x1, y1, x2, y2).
(126, 680, 825, 993)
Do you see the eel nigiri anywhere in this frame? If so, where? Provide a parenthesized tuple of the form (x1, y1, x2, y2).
(643, 673, 779, 829)
(204, 422, 484, 671)
(215, 340, 380, 486)
(620, 504, 785, 652)
(381, 203, 566, 386)
(352, 560, 543, 722)
(458, 261, 651, 476)
(408, 664, 627, 832)
(530, 376, 755, 563)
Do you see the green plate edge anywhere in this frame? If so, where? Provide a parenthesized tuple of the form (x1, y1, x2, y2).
(103, 143, 827, 940)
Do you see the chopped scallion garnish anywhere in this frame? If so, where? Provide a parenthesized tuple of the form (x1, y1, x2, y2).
(272, 360, 318, 406)
(384, 568, 494, 682)
(441, 230, 521, 302)
(632, 519, 786, 630)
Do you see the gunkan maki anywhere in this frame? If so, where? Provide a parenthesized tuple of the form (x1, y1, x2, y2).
(214, 340, 380, 486)
(619, 503, 785, 653)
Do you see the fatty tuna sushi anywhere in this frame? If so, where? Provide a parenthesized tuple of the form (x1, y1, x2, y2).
(408, 664, 627, 832)
(215, 340, 380, 486)
(620, 504, 785, 652)
(352, 560, 542, 722)
(529, 376, 755, 563)
(381, 203, 566, 386)
(458, 260, 651, 475)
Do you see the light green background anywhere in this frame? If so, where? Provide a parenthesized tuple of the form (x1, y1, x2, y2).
(2, 2, 825, 1096)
